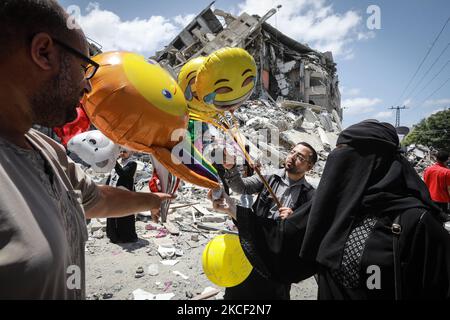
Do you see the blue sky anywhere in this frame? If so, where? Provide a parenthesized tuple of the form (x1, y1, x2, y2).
(59, 0, 450, 128)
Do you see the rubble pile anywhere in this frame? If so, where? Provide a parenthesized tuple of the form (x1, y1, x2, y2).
(405, 144, 434, 176)
(229, 97, 342, 185)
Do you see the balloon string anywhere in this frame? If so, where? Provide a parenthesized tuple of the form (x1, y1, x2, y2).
(227, 112, 282, 209)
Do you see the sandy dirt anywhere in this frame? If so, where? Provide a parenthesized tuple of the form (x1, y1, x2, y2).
(85, 205, 318, 300)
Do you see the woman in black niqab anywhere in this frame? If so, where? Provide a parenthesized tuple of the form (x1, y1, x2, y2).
(234, 120, 450, 299)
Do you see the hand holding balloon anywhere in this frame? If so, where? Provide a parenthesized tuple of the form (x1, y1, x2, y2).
(207, 189, 236, 219)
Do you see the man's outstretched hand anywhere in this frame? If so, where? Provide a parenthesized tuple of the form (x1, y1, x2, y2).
(207, 189, 237, 219)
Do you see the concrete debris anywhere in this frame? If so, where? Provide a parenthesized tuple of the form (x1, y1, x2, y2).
(405, 144, 434, 176)
(132, 289, 175, 300)
(201, 215, 227, 223)
(160, 260, 179, 266)
(147, 264, 160, 275)
(92, 230, 104, 239)
(173, 271, 189, 280)
(102, 293, 113, 299)
(89, 219, 106, 233)
(157, 245, 176, 259)
(136, 266, 144, 274)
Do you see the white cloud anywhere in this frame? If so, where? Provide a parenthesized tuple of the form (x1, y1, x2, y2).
(69, 1, 373, 60)
(426, 108, 446, 117)
(402, 99, 412, 107)
(340, 87, 361, 97)
(76, 3, 185, 56)
(374, 111, 393, 119)
(237, 0, 374, 58)
(173, 14, 196, 28)
(342, 97, 382, 115)
(423, 98, 450, 107)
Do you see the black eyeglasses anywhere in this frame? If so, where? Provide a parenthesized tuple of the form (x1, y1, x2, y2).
(289, 149, 310, 163)
(52, 38, 100, 80)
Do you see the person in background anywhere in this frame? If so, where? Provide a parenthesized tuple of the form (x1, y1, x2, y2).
(217, 142, 317, 300)
(424, 150, 450, 220)
(106, 149, 138, 243)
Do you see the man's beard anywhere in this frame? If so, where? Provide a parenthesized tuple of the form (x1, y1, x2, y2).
(285, 165, 300, 174)
(31, 56, 81, 128)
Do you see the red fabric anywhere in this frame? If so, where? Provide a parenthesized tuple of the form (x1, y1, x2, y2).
(53, 106, 91, 147)
(149, 169, 161, 192)
(424, 163, 450, 203)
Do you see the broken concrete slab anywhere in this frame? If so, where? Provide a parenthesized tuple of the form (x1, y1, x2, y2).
(331, 109, 343, 131)
(301, 121, 316, 131)
(317, 127, 331, 150)
(303, 109, 318, 123)
(325, 132, 338, 149)
(293, 115, 304, 130)
(157, 245, 176, 259)
(89, 219, 106, 233)
(280, 129, 324, 152)
(201, 215, 227, 223)
(160, 260, 179, 266)
(147, 264, 159, 275)
(319, 113, 334, 132)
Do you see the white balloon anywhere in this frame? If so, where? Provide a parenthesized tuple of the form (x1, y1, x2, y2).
(68, 130, 120, 173)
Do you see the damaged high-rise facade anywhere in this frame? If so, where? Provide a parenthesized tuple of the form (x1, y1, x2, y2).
(154, 2, 342, 118)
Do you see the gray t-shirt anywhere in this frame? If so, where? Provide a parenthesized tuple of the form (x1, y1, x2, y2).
(0, 129, 100, 299)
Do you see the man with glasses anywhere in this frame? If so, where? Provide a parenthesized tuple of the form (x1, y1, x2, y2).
(0, 0, 172, 299)
(216, 142, 317, 300)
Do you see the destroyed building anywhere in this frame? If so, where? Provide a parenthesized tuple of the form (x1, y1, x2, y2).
(154, 2, 342, 117)
(153, 2, 343, 183)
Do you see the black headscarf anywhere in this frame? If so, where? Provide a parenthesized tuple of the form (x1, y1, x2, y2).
(299, 120, 443, 270)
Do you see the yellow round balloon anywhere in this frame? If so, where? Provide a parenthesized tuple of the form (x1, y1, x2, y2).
(196, 47, 257, 112)
(202, 234, 253, 287)
(178, 56, 217, 118)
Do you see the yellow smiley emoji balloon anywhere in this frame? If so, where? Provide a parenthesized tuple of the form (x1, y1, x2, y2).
(83, 51, 219, 189)
(196, 47, 257, 112)
(178, 56, 217, 119)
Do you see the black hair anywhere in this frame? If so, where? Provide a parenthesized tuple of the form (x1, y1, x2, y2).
(296, 142, 318, 164)
(436, 150, 449, 163)
(0, 0, 72, 57)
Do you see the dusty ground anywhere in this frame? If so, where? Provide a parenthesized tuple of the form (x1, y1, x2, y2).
(85, 194, 318, 300)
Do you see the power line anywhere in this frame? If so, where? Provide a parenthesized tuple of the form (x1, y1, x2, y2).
(411, 60, 450, 100)
(388, 106, 408, 127)
(405, 42, 450, 100)
(395, 16, 450, 105)
(419, 75, 450, 106)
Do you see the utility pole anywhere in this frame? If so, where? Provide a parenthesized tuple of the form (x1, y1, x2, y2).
(388, 106, 407, 127)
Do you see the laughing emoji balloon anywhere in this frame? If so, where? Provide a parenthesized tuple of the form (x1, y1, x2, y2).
(178, 56, 216, 119)
(196, 47, 257, 112)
